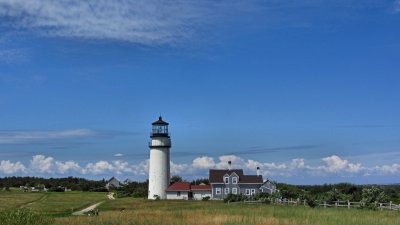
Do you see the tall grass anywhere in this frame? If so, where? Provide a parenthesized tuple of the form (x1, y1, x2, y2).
(55, 199, 400, 225)
(0, 209, 53, 225)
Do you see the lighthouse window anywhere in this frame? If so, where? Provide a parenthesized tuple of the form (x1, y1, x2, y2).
(215, 188, 221, 195)
(224, 177, 229, 184)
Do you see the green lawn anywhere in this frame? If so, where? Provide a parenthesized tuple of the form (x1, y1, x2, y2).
(0, 190, 45, 210)
(0, 190, 107, 217)
(58, 198, 400, 225)
(2, 191, 399, 225)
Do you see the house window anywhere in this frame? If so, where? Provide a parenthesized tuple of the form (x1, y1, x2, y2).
(232, 188, 237, 194)
(245, 189, 251, 195)
(224, 188, 229, 195)
(232, 177, 238, 184)
(251, 189, 256, 195)
(224, 176, 229, 184)
(215, 188, 221, 195)
(177, 191, 181, 196)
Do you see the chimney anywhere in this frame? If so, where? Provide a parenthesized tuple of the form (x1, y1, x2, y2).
(228, 161, 232, 170)
(257, 167, 260, 176)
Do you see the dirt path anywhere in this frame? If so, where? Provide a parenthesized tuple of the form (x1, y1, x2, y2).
(72, 201, 104, 216)
(20, 194, 48, 208)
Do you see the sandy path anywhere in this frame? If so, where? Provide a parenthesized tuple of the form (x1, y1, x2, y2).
(72, 201, 104, 216)
(107, 192, 115, 200)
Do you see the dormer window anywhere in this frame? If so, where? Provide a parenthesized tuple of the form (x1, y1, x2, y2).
(232, 177, 238, 184)
(224, 176, 229, 184)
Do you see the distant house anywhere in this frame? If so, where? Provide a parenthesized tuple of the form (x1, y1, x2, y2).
(209, 167, 276, 200)
(106, 177, 121, 190)
(123, 179, 133, 184)
(166, 182, 211, 200)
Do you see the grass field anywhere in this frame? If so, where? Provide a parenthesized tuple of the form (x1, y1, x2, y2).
(1, 191, 399, 225)
(0, 190, 106, 217)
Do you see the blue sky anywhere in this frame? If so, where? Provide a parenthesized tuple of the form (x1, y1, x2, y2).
(0, 0, 399, 184)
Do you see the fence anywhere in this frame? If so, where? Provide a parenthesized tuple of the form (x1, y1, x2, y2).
(240, 198, 400, 211)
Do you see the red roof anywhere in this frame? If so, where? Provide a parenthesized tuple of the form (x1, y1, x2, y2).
(166, 182, 190, 191)
(190, 184, 211, 190)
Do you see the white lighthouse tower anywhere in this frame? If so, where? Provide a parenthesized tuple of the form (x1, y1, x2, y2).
(148, 116, 171, 199)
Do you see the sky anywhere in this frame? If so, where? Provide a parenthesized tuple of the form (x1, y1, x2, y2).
(0, 0, 399, 184)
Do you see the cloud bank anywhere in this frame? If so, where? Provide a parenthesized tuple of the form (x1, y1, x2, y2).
(1, 154, 398, 181)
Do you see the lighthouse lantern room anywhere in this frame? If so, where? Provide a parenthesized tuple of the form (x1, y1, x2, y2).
(148, 116, 171, 199)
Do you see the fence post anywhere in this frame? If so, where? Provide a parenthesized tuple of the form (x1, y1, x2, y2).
(335, 202, 338, 208)
(304, 199, 306, 206)
(389, 201, 392, 210)
(379, 203, 383, 211)
(324, 201, 327, 208)
(347, 200, 350, 209)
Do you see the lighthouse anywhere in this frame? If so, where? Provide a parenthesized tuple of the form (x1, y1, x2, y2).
(148, 116, 171, 199)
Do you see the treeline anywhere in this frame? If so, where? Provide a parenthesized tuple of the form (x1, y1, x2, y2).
(277, 183, 400, 203)
(0, 176, 107, 192)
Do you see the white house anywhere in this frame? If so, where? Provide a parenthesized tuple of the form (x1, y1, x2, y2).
(191, 184, 212, 200)
(166, 182, 191, 200)
(106, 177, 121, 190)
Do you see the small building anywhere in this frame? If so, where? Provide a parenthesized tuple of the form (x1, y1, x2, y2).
(260, 180, 276, 194)
(166, 182, 211, 200)
(166, 182, 191, 200)
(106, 177, 121, 190)
(191, 184, 212, 200)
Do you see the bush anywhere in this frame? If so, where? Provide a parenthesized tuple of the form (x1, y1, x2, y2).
(48, 187, 64, 192)
(224, 194, 248, 203)
(0, 209, 53, 225)
(202, 196, 210, 201)
(361, 186, 388, 209)
(306, 198, 318, 208)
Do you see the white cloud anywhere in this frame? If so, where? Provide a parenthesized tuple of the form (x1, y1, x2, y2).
(30, 155, 54, 173)
(0, 160, 26, 174)
(114, 153, 123, 157)
(290, 158, 305, 169)
(192, 156, 215, 169)
(84, 161, 114, 175)
(0, 154, 397, 181)
(374, 163, 400, 174)
(216, 155, 246, 169)
(113, 160, 133, 175)
(322, 155, 348, 173)
(347, 163, 363, 173)
(170, 161, 190, 175)
(55, 160, 82, 174)
(0, 129, 99, 144)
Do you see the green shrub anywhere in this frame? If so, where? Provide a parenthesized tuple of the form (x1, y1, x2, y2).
(361, 186, 388, 209)
(224, 193, 248, 203)
(306, 198, 318, 208)
(202, 196, 210, 201)
(0, 209, 53, 225)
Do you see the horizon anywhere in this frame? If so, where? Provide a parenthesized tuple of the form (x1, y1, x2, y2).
(1, 0, 400, 185)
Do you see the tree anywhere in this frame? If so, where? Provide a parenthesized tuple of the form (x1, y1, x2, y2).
(361, 186, 388, 209)
(170, 175, 183, 183)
